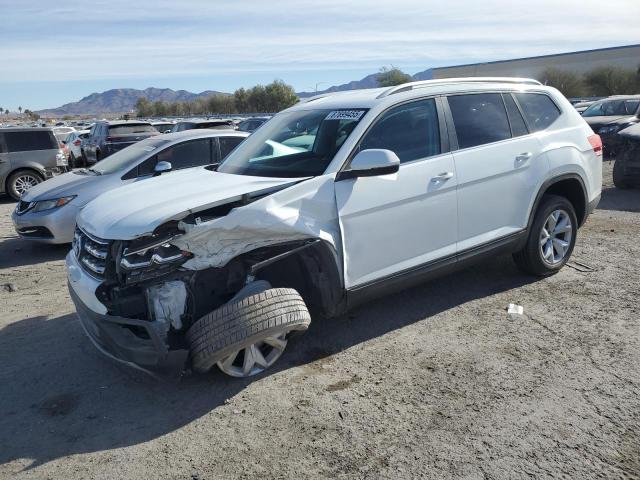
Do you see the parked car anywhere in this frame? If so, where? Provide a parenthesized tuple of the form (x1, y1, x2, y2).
(83, 120, 159, 164)
(12, 130, 248, 243)
(63, 130, 91, 168)
(0, 127, 67, 200)
(66, 77, 602, 380)
(573, 101, 595, 114)
(152, 121, 174, 133)
(52, 126, 76, 143)
(237, 117, 270, 133)
(582, 96, 640, 156)
(170, 119, 235, 133)
(612, 124, 640, 189)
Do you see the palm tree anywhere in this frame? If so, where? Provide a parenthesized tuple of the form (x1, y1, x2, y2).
(4, 109, 8, 115)
(18, 106, 22, 116)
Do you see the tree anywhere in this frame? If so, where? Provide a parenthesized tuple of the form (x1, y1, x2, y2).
(4, 109, 8, 115)
(539, 68, 585, 98)
(18, 106, 22, 115)
(584, 66, 639, 96)
(377, 66, 413, 87)
(134, 97, 152, 117)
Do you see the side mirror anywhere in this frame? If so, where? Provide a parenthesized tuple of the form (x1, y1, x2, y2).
(153, 161, 172, 176)
(336, 149, 400, 181)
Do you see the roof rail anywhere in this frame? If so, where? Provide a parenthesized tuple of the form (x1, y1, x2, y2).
(377, 77, 543, 98)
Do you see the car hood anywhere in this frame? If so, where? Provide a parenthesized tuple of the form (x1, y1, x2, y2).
(583, 115, 632, 129)
(77, 167, 304, 240)
(619, 123, 640, 140)
(21, 170, 108, 202)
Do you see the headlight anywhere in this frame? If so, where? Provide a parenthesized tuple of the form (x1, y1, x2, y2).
(120, 240, 192, 284)
(32, 196, 75, 212)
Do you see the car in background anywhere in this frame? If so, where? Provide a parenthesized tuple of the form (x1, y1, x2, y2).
(237, 116, 270, 133)
(170, 119, 235, 133)
(52, 126, 77, 143)
(83, 120, 159, 164)
(152, 121, 174, 133)
(612, 124, 640, 189)
(63, 130, 91, 168)
(12, 129, 249, 243)
(0, 128, 67, 200)
(582, 96, 640, 157)
(573, 101, 595, 114)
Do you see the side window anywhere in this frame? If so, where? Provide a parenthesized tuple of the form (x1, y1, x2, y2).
(5, 131, 57, 152)
(625, 100, 640, 115)
(359, 98, 441, 163)
(448, 93, 511, 149)
(219, 136, 245, 159)
(513, 93, 561, 132)
(155, 139, 211, 169)
(503, 94, 529, 137)
(137, 155, 157, 177)
(0, 133, 6, 154)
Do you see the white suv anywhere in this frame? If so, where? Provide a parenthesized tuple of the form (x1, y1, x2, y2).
(66, 78, 603, 379)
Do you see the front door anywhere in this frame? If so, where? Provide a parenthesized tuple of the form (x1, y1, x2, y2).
(335, 97, 458, 288)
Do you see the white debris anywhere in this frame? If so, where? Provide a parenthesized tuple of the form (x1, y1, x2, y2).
(507, 303, 524, 315)
(146, 281, 187, 331)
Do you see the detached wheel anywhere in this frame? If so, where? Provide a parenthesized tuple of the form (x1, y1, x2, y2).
(613, 160, 629, 189)
(513, 194, 577, 276)
(7, 170, 44, 200)
(186, 288, 311, 377)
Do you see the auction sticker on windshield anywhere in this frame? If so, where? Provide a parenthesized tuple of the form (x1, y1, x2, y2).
(325, 110, 366, 121)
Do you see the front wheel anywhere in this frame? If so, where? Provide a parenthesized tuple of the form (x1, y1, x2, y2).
(6, 170, 44, 200)
(513, 194, 577, 276)
(186, 288, 311, 377)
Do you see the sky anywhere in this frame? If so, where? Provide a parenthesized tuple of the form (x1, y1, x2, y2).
(0, 0, 639, 111)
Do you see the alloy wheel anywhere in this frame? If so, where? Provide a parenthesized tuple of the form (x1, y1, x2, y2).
(14, 174, 40, 196)
(539, 209, 573, 265)
(217, 332, 289, 377)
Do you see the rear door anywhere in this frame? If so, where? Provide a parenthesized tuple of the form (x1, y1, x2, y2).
(0, 133, 9, 186)
(445, 92, 548, 252)
(6, 130, 58, 171)
(335, 97, 458, 288)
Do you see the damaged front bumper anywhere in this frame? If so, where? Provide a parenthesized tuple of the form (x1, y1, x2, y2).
(66, 251, 189, 379)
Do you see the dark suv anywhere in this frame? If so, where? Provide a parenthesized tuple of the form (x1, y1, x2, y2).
(0, 128, 66, 200)
(582, 96, 640, 157)
(83, 121, 159, 164)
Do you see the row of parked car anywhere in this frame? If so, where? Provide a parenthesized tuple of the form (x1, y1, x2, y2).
(0, 116, 271, 200)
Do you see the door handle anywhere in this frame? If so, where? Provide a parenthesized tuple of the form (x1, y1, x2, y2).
(431, 172, 454, 182)
(515, 152, 532, 162)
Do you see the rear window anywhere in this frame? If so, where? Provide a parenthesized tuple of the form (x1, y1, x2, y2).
(514, 93, 561, 132)
(108, 124, 156, 135)
(5, 131, 57, 152)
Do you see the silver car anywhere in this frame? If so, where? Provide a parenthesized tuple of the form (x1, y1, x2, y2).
(12, 129, 249, 243)
(1, 127, 67, 200)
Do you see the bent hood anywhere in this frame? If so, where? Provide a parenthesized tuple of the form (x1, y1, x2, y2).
(22, 170, 105, 202)
(77, 167, 303, 240)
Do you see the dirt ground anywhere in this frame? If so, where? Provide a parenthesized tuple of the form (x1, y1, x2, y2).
(0, 161, 639, 480)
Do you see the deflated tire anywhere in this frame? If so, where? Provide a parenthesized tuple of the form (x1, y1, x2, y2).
(186, 288, 311, 377)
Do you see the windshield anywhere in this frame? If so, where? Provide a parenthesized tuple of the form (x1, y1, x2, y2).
(217, 109, 367, 178)
(91, 137, 171, 174)
(109, 124, 157, 135)
(583, 99, 640, 117)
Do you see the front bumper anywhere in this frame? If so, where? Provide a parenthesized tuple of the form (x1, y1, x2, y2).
(12, 203, 79, 244)
(66, 252, 189, 379)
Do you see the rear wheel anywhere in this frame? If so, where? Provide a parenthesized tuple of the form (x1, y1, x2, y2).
(7, 170, 44, 200)
(186, 288, 311, 377)
(513, 194, 577, 276)
(612, 159, 629, 189)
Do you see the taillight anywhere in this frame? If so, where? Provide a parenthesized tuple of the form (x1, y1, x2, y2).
(588, 134, 603, 156)
(74, 139, 81, 146)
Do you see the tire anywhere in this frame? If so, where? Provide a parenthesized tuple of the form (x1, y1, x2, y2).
(612, 160, 629, 189)
(186, 288, 311, 376)
(513, 194, 578, 277)
(6, 170, 44, 201)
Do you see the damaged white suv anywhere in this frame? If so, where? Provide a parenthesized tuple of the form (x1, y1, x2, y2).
(66, 78, 603, 379)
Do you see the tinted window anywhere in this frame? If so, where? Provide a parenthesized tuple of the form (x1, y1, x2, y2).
(359, 98, 440, 163)
(109, 124, 156, 135)
(219, 136, 245, 159)
(0, 134, 6, 153)
(448, 93, 511, 149)
(503, 94, 529, 137)
(5, 131, 57, 152)
(155, 139, 211, 169)
(514, 93, 561, 132)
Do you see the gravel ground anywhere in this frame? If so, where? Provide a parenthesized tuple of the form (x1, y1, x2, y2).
(0, 161, 639, 480)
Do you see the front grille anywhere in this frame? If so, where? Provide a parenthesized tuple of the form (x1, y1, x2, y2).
(73, 227, 111, 280)
(15, 200, 34, 215)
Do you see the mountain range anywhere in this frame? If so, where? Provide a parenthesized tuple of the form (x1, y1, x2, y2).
(36, 68, 435, 116)
(36, 87, 227, 116)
